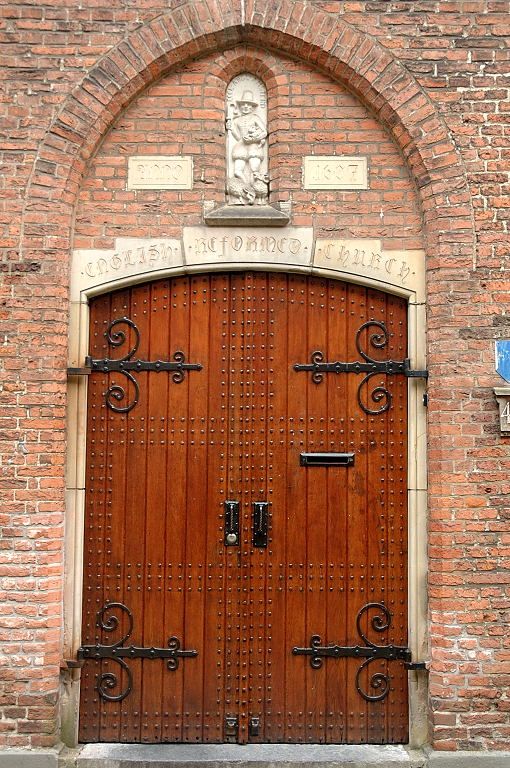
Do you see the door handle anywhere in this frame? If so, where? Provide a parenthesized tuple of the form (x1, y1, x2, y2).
(252, 502, 269, 548)
(224, 500, 240, 546)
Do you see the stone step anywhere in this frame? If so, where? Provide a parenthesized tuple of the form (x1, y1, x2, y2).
(71, 744, 427, 768)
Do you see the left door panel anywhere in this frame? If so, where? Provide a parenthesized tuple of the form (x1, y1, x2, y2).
(79, 276, 234, 743)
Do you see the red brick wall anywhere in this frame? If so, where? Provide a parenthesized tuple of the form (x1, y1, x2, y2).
(1, 0, 509, 753)
(74, 46, 422, 250)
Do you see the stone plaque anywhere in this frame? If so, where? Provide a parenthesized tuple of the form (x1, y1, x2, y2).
(71, 238, 183, 300)
(313, 240, 424, 300)
(183, 227, 313, 267)
(303, 156, 368, 190)
(127, 156, 193, 190)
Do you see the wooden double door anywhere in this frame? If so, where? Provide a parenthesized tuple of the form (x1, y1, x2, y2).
(79, 272, 409, 744)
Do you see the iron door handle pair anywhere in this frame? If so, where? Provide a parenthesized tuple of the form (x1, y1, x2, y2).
(224, 501, 269, 548)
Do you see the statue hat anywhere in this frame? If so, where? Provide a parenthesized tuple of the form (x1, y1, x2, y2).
(236, 90, 258, 107)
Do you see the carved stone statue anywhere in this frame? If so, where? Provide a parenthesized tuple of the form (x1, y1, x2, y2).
(226, 75, 268, 206)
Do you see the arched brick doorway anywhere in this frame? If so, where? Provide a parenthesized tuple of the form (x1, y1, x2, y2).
(32, 0, 471, 749)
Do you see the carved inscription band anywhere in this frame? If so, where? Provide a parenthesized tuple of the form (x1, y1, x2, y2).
(71, 232, 424, 304)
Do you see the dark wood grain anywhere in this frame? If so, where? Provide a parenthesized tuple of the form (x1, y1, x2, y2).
(79, 273, 409, 744)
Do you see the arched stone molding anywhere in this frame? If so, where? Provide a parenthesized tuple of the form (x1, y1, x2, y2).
(21, 0, 474, 267)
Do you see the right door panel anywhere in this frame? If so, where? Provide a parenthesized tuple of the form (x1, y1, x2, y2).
(241, 274, 409, 744)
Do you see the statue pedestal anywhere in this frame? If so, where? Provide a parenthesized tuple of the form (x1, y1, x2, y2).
(204, 204, 290, 227)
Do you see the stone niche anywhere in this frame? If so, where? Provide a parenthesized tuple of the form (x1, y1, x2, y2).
(205, 73, 289, 227)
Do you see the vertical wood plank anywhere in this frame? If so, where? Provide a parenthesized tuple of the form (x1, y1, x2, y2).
(302, 276, 328, 743)
(324, 279, 349, 744)
(104, 290, 132, 744)
(261, 273, 288, 744)
(139, 280, 170, 742)
(245, 272, 269, 742)
(79, 292, 111, 743)
(183, 275, 211, 742)
(224, 273, 244, 741)
(165, 275, 193, 743)
(118, 284, 151, 743)
(202, 273, 230, 743)
(284, 274, 309, 743)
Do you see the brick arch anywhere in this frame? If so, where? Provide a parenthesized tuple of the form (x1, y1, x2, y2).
(22, 0, 474, 262)
(207, 46, 284, 87)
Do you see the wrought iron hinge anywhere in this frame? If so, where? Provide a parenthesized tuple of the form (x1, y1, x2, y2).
(405, 362, 429, 379)
(294, 321, 428, 415)
(405, 660, 428, 671)
(60, 658, 85, 670)
(77, 602, 198, 702)
(292, 602, 420, 702)
(76, 317, 202, 413)
(67, 366, 91, 376)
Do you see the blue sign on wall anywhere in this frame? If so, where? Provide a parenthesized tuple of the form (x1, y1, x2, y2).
(495, 340, 510, 383)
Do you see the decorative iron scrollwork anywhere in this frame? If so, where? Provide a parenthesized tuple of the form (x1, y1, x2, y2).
(293, 320, 427, 415)
(77, 601, 198, 703)
(84, 317, 202, 413)
(292, 602, 412, 703)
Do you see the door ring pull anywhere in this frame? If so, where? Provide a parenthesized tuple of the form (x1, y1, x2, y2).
(252, 502, 269, 548)
(224, 500, 240, 546)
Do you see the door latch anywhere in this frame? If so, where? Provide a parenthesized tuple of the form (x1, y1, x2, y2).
(224, 500, 240, 546)
(225, 714, 239, 742)
(252, 502, 269, 548)
(249, 715, 260, 737)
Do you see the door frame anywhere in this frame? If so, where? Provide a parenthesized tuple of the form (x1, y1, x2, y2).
(63, 243, 428, 748)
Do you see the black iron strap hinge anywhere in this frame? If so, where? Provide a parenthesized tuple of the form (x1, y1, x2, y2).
(67, 366, 91, 376)
(295, 355, 427, 380)
(405, 661, 428, 670)
(292, 602, 427, 703)
(67, 317, 202, 413)
(77, 602, 198, 703)
(292, 637, 412, 665)
(294, 321, 428, 415)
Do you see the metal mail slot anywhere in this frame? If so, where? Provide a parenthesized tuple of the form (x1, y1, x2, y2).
(300, 452, 355, 467)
